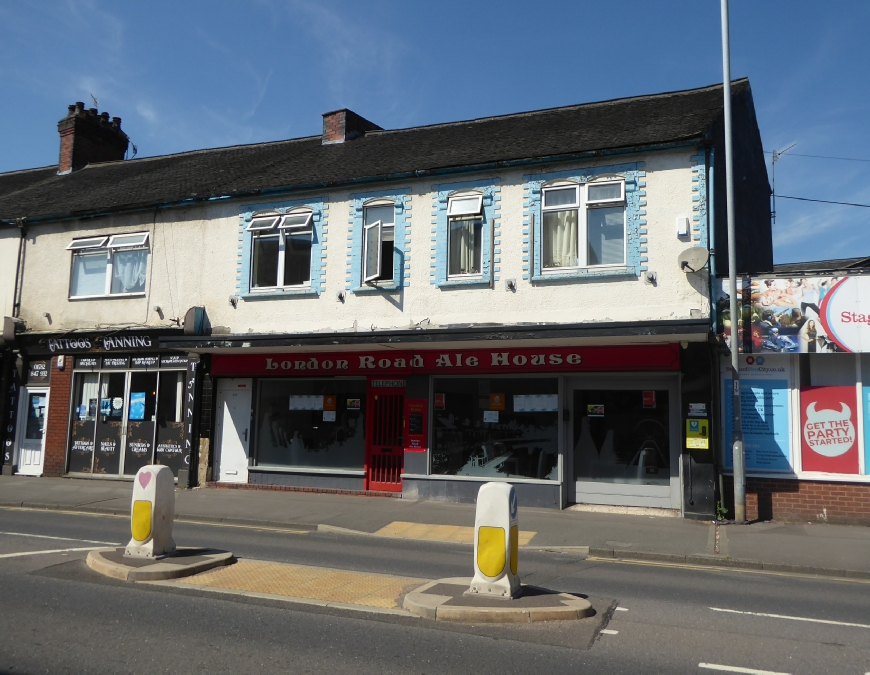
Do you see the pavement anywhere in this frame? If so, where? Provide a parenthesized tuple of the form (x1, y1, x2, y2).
(2, 475, 870, 580)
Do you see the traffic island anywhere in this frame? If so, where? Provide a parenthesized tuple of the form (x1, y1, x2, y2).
(87, 547, 234, 582)
(403, 577, 593, 623)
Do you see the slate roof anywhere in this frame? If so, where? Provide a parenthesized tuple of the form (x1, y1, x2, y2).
(0, 79, 751, 223)
(769, 257, 870, 276)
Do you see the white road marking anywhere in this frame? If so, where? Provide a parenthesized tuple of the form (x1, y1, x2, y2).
(0, 531, 118, 545)
(699, 664, 791, 675)
(615, 606, 629, 611)
(600, 629, 619, 635)
(710, 606, 870, 630)
(0, 546, 106, 559)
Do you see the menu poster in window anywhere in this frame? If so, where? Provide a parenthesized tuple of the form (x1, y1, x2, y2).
(513, 394, 558, 412)
(129, 392, 146, 420)
(800, 386, 859, 474)
(289, 395, 323, 411)
(404, 399, 428, 451)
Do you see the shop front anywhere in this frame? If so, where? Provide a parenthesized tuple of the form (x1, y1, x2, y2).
(12, 330, 196, 481)
(210, 343, 698, 510)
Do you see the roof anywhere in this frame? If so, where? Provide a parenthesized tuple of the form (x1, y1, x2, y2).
(0, 79, 751, 223)
(769, 257, 870, 276)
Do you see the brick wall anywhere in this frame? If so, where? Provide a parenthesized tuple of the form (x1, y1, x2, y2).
(723, 475, 870, 525)
(43, 356, 72, 476)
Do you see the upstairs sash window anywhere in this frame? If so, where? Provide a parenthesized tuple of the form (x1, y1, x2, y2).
(447, 193, 483, 277)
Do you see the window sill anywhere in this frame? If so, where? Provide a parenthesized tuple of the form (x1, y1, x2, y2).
(353, 281, 400, 294)
(436, 277, 489, 289)
(68, 293, 146, 301)
(242, 288, 319, 300)
(532, 267, 636, 282)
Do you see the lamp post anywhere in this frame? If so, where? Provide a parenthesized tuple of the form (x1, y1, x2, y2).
(721, 0, 745, 523)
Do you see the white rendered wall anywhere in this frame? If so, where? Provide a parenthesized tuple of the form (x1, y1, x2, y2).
(0, 228, 19, 318)
(16, 149, 710, 336)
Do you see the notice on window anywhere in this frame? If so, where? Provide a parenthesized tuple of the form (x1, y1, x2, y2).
(323, 395, 337, 411)
(587, 404, 605, 418)
(688, 403, 707, 417)
(346, 398, 361, 411)
(723, 379, 791, 471)
(643, 391, 656, 408)
(129, 392, 146, 421)
(483, 410, 499, 423)
(514, 394, 558, 412)
(489, 394, 505, 411)
(322, 410, 336, 422)
(434, 393, 445, 409)
(289, 395, 323, 411)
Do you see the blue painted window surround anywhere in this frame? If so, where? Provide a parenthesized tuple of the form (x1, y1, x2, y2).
(237, 197, 328, 299)
(346, 189, 411, 293)
(523, 163, 647, 281)
(430, 179, 501, 287)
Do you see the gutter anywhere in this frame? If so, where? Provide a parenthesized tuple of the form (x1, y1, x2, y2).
(0, 138, 706, 226)
(160, 318, 711, 351)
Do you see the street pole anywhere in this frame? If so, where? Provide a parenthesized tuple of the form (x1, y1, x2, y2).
(721, 0, 745, 522)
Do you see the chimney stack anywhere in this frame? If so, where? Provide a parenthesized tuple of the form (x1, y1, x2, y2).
(57, 102, 129, 174)
(321, 109, 382, 145)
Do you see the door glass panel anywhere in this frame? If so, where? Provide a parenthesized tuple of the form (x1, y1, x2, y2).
(25, 394, 47, 440)
(155, 371, 186, 476)
(93, 372, 126, 474)
(573, 389, 670, 485)
(68, 373, 99, 473)
(124, 372, 157, 475)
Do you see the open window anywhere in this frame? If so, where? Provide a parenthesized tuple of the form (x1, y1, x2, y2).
(250, 208, 313, 289)
(68, 232, 150, 298)
(447, 192, 483, 277)
(362, 201, 395, 284)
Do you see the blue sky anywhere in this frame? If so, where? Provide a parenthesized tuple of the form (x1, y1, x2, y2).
(2, 1, 868, 264)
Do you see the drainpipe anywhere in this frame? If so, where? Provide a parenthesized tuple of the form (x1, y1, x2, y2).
(12, 218, 26, 319)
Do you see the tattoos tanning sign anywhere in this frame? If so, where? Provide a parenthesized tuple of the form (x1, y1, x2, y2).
(800, 386, 859, 474)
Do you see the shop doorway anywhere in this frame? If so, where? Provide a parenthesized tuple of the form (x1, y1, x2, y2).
(567, 376, 681, 510)
(16, 387, 49, 476)
(365, 385, 404, 491)
(215, 379, 252, 483)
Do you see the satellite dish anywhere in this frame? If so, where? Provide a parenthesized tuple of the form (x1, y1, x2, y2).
(677, 247, 709, 273)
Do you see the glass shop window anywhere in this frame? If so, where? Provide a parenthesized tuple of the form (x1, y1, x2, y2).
(255, 379, 367, 471)
(431, 377, 559, 480)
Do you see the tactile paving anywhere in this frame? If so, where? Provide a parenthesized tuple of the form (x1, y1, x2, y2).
(374, 521, 536, 545)
(175, 559, 421, 608)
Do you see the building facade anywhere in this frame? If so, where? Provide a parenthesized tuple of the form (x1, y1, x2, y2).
(0, 82, 771, 518)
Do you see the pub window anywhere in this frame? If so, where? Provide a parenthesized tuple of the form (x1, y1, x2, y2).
(362, 201, 395, 283)
(248, 208, 313, 289)
(447, 192, 483, 277)
(68, 232, 150, 298)
(541, 178, 626, 270)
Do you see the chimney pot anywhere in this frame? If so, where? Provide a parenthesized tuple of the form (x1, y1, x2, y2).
(58, 102, 129, 174)
(321, 109, 383, 145)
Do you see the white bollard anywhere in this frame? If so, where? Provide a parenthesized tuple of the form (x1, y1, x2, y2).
(124, 465, 176, 558)
(468, 482, 520, 598)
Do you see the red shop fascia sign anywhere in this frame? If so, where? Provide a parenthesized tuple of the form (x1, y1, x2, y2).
(211, 344, 680, 377)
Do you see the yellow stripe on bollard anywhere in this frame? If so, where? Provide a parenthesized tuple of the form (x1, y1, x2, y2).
(510, 525, 518, 576)
(477, 526, 505, 577)
(131, 500, 152, 542)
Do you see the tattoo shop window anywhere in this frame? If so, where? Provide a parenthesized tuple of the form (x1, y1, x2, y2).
(363, 201, 395, 283)
(541, 179, 625, 271)
(447, 192, 483, 277)
(68, 232, 149, 298)
(249, 209, 313, 289)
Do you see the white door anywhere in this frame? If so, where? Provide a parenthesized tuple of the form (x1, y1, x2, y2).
(214, 378, 252, 483)
(16, 387, 50, 476)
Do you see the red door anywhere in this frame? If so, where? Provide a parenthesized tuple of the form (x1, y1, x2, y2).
(365, 386, 405, 491)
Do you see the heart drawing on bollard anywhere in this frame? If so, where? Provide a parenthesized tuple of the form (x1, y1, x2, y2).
(138, 472, 152, 489)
